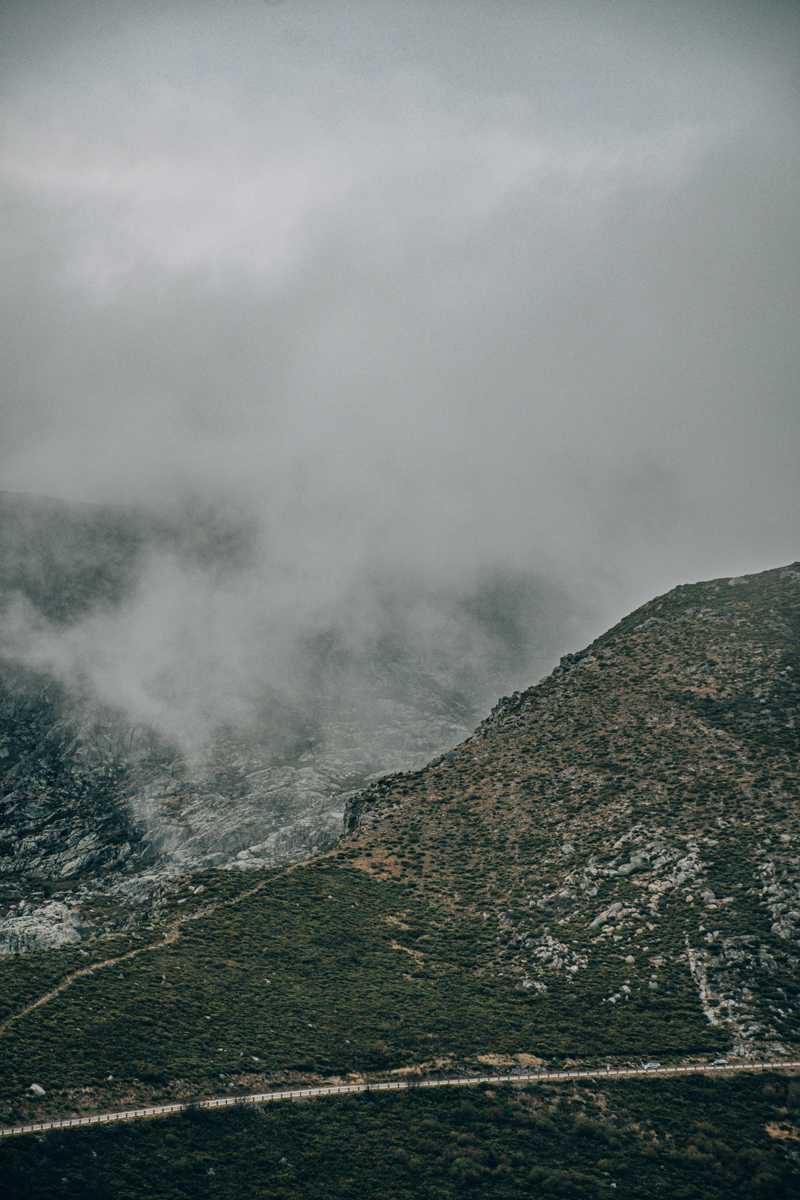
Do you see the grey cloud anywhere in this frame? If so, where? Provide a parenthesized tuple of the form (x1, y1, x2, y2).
(0, 0, 798, 746)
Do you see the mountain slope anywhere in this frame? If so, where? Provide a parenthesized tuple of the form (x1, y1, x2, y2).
(0, 562, 796, 1126)
(344, 562, 800, 1051)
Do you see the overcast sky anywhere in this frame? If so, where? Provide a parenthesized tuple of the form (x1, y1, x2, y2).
(2, 0, 799, 630)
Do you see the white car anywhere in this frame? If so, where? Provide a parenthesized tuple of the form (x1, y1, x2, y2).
(642, 1062, 661, 1070)
(711, 1058, 729, 1067)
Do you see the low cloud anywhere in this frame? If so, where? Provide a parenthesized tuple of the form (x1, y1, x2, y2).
(1, 1, 798, 749)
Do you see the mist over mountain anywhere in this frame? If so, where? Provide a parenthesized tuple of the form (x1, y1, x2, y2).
(0, 489, 590, 952)
(2, 10, 800, 1194)
(2, 0, 798, 960)
(0, 491, 583, 754)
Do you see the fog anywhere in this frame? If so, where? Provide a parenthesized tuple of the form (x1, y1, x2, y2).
(1, 1, 798, 752)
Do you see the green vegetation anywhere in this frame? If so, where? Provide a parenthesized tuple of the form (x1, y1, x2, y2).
(0, 862, 723, 1124)
(0, 945, 89, 1025)
(3, 1074, 799, 1199)
(1, 561, 797, 1170)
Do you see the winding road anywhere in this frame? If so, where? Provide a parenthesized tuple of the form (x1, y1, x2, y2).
(2, 1059, 798, 1140)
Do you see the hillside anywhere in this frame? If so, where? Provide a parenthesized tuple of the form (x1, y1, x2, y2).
(344, 562, 800, 1054)
(0, 562, 796, 1129)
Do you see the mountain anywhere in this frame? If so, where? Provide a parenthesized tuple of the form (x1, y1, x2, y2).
(0, 561, 796, 1133)
(345, 561, 800, 1053)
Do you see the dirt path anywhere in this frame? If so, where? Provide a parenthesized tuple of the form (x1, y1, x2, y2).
(0, 874, 279, 1037)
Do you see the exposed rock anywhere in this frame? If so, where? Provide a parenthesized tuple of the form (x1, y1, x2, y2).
(0, 900, 83, 955)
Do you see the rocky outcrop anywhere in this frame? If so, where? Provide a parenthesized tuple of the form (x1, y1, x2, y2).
(0, 901, 84, 955)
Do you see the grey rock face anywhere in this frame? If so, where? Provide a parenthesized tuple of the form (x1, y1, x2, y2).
(0, 900, 83, 955)
(0, 659, 470, 951)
